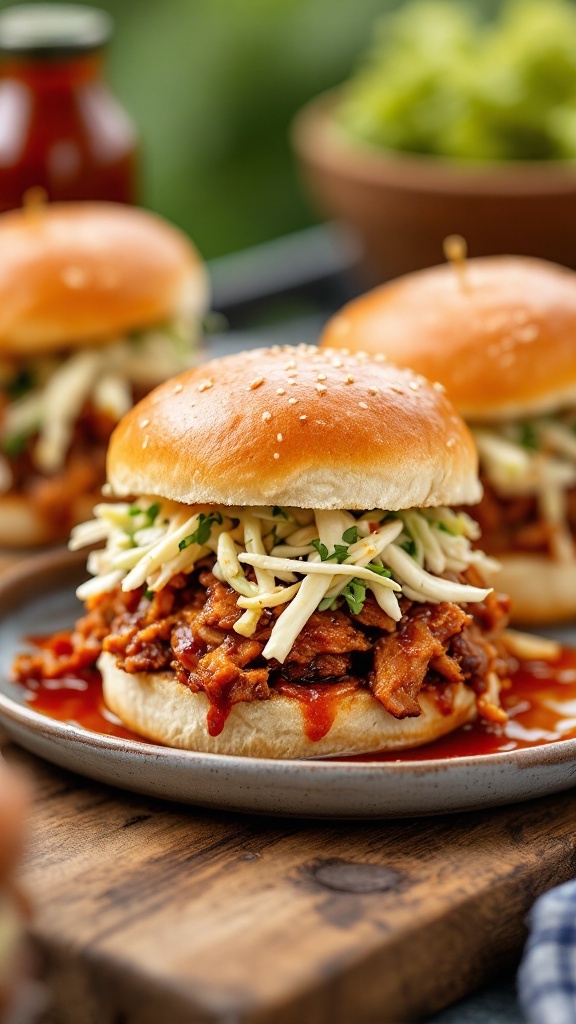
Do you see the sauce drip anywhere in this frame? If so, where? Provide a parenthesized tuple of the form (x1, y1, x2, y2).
(18, 648, 576, 760)
(276, 681, 359, 742)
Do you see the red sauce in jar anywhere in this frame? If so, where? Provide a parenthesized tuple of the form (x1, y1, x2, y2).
(18, 647, 576, 759)
(0, 7, 138, 209)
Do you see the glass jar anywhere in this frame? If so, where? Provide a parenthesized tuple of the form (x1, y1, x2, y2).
(0, 3, 138, 210)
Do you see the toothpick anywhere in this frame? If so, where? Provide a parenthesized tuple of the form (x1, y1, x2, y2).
(443, 234, 469, 291)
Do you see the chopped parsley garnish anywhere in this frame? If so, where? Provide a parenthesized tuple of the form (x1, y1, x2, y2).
(129, 502, 161, 526)
(342, 578, 367, 615)
(365, 562, 392, 577)
(435, 521, 450, 533)
(272, 505, 288, 519)
(518, 421, 539, 451)
(342, 526, 359, 544)
(179, 511, 223, 550)
(144, 588, 154, 600)
(401, 538, 417, 557)
(311, 539, 350, 563)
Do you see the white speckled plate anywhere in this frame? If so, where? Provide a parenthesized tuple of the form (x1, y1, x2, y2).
(1, 550, 576, 818)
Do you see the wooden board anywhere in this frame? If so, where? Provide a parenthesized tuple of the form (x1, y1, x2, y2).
(3, 736, 576, 1024)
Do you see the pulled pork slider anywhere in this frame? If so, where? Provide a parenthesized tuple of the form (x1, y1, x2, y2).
(18, 345, 511, 758)
(0, 757, 27, 1020)
(0, 201, 209, 547)
(321, 256, 576, 625)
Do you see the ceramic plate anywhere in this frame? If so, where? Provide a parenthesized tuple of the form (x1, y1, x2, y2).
(1, 551, 576, 819)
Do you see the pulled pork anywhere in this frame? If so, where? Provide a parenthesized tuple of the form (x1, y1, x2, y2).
(14, 560, 511, 727)
(473, 477, 576, 557)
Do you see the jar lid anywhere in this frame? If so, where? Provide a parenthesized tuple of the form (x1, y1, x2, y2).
(0, 4, 112, 58)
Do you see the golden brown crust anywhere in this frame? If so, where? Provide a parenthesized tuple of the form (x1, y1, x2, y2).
(107, 344, 481, 510)
(321, 256, 576, 420)
(99, 651, 477, 758)
(0, 202, 208, 355)
(491, 553, 576, 625)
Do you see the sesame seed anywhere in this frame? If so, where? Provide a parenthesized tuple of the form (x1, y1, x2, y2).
(273, 452, 280, 460)
(262, 411, 272, 422)
(331, 358, 343, 369)
(198, 380, 213, 392)
(358, 401, 368, 410)
(62, 265, 87, 289)
(299, 414, 307, 421)
(345, 374, 354, 384)
(249, 377, 264, 390)
(373, 353, 386, 363)
(288, 397, 298, 405)
(276, 387, 286, 395)
(516, 324, 538, 343)
(317, 373, 327, 382)
(287, 371, 297, 379)
(316, 384, 327, 394)
(173, 383, 183, 394)
(142, 435, 149, 450)
(284, 360, 296, 370)
(277, 433, 283, 442)
(368, 387, 378, 396)
(446, 438, 456, 449)
(289, 380, 297, 386)
(390, 385, 404, 395)
(432, 382, 445, 393)
(408, 381, 419, 391)
(140, 418, 150, 428)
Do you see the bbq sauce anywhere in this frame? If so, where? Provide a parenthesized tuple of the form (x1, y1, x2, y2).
(333, 648, 576, 761)
(23, 669, 145, 743)
(19, 648, 576, 759)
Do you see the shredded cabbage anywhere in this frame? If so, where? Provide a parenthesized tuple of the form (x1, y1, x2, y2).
(1, 321, 198, 474)
(473, 412, 576, 561)
(72, 500, 495, 664)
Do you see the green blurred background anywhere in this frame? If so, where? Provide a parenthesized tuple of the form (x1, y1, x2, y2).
(0, 0, 543, 259)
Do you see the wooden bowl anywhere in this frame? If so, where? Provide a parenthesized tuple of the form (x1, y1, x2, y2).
(292, 90, 576, 285)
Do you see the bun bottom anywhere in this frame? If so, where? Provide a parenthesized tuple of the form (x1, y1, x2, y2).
(100, 651, 477, 758)
(493, 553, 576, 626)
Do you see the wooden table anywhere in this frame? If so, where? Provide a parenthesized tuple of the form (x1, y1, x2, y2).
(3, 735, 576, 1024)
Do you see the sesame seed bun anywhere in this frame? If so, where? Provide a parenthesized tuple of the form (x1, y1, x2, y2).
(99, 651, 477, 758)
(106, 345, 481, 510)
(321, 256, 576, 421)
(0, 202, 208, 356)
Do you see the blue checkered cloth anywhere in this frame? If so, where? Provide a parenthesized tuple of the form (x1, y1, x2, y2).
(518, 877, 576, 1024)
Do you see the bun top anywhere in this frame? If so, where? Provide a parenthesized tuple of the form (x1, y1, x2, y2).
(321, 256, 576, 421)
(0, 202, 208, 356)
(107, 344, 481, 510)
